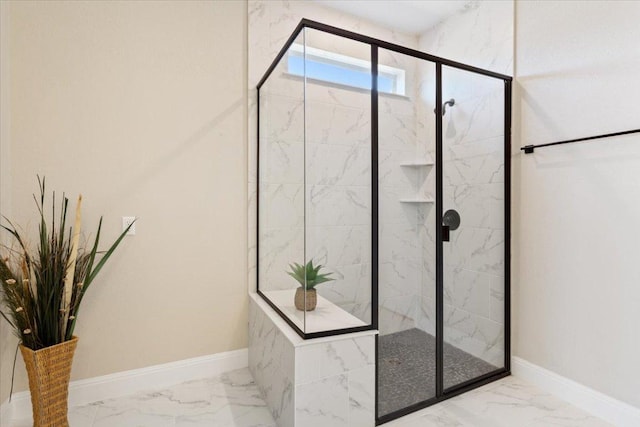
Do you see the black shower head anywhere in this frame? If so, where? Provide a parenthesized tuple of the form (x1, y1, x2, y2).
(433, 98, 456, 116)
(443, 98, 455, 115)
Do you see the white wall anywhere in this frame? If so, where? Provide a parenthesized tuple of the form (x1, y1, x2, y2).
(514, 0, 640, 408)
(0, 0, 13, 405)
(1, 0, 247, 401)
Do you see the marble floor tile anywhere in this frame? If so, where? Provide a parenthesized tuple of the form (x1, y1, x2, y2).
(9, 367, 276, 427)
(9, 370, 610, 427)
(386, 376, 611, 427)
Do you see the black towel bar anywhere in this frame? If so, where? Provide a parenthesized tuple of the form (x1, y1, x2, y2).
(521, 128, 640, 154)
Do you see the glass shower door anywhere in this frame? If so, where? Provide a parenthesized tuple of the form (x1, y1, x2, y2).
(440, 65, 507, 391)
(377, 48, 437, 419)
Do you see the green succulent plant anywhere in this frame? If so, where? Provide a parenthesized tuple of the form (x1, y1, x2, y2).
(287, 260, 334, 290)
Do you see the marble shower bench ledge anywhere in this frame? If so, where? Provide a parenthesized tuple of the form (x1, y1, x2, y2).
(249, 292, 377, 427)
(259, 289, 367, 334)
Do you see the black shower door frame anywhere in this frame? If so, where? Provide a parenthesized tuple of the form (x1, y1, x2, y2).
(256, 19, 512, 425)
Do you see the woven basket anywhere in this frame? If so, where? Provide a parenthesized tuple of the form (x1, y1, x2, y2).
(294, 287, 317, 311)
(20, 337, 78, 427)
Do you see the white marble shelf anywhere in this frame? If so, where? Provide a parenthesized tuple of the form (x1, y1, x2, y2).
(399, 160, 434, 167)
(261, 289, 367, 334)
(399, 197, 434, 203)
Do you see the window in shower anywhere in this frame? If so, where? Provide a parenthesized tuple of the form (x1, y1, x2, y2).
(287, 43, 406, 95)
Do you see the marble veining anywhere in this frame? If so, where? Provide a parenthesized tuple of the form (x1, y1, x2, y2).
(386, 376, 611, 427)
(10, 368, 275, 427)
(8, 371, 611, 427)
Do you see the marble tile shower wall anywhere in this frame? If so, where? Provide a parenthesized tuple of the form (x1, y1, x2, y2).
(258, 57, 305, 296)
(378, 50, 431, 336)
(258, 42, 375, 323)
(249, 0, 421, 328)
(416, 0, 514, 366)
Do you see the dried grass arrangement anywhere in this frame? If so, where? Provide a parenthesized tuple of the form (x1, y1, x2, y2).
(0, 177, 133, 350)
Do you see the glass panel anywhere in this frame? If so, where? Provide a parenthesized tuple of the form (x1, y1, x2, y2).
(258, 32, 307, 332)
(377, 48, 436, 417)
(303, 28, 372, 333)
(441, 65, 506, 390)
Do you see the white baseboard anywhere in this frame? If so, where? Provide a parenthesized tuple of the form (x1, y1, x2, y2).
(512, 356, 640, 427)
(2, 347, 248, 423)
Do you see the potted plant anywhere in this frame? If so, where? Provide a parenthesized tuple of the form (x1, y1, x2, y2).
(287, 260, 334, 311)
(0, 178, 133, 427)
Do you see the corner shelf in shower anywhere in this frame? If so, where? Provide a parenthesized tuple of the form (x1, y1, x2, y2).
(399, 197, 434, 204)
(399, 160, 434, 167)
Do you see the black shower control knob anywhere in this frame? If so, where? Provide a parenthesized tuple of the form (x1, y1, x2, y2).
(442, 209, 461, 231)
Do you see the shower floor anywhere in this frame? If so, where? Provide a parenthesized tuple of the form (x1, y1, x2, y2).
(378, 328, 499, 417)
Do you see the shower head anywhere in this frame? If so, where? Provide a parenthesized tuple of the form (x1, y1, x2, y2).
(433, 98, 456, 116)
(442, 98, 455, 116)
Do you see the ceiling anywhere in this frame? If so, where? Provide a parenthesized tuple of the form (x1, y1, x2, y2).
(310, 0, 471, 35)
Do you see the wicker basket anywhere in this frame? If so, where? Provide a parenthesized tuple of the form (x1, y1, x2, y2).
(294, 287, 317, 311)
(19, 337, 78, 427)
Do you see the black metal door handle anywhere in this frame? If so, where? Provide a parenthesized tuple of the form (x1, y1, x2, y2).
(442, 225, 450, 242)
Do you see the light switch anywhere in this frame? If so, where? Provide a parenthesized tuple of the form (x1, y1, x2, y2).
(122, 216, 136, 235)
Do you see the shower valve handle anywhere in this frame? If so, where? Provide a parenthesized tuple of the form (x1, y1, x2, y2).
(442, 209, 460, 243)
(442, 225, 450, 242)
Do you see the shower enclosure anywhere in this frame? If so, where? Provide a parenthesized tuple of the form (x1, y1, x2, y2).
(257, 19, 511, 424)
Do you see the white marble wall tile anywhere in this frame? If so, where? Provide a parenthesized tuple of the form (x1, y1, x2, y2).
(379, 93, 418, 119)
(442, 90, 504, 146)
(322, 335, 375, 378)
(419, 1, 513, 76)
(378, 113, 419, 152)
(260, 94, 304, 143)
(490, 276, 505, 323)
(418, 294, 436, 335)
(379, 257, 419, 300)
(295, 374, 349, 427)
(379, 295, 418, 335)
(307, 185, 370, 227)
(348, 365, 375, 427)
(444, 226, 505, 277)
(314, 264, 360, 305)
(379, 149, 428, 189)
(444, 183, 504, 230)
(444, 304, 504, 366)
(303, 83, 371, 111)
(444, 266, 494, 319)
(306, 225, 367, 267)
(248, 298, 295, 427)
(305, 102, 370, 146)
(260, 139, 304, 185)
(294, 335, 375, 385)
(340, 300, 372, 325)
(316, 264, 370, 316)
(263, 374, 294, 427)
(260, 72, 306, 101)
(379, 186, 428, 225)
(260, 183, 304, 228)
(258, 225, 304, 291)
(306, 143, 370, 187)
(443, 136, 505, 185)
